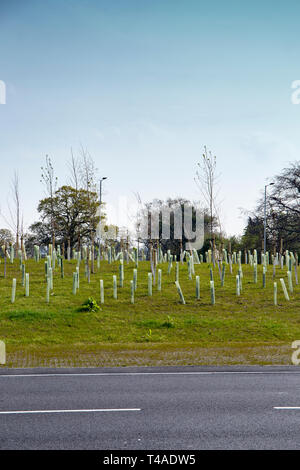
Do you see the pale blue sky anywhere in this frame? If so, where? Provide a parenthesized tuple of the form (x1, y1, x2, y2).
(1, 0, 300, 235)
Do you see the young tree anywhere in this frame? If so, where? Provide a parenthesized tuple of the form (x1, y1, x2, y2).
(68, 147, 80, 191)
(78, 146, 99, 271)
(41, 155, 58, 247)
(1, 172, 22, 250)
(195, 146, 221, 260)
(10, 171, 21, 250)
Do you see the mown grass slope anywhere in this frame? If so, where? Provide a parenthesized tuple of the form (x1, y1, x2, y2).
(0, 258, 299, 367)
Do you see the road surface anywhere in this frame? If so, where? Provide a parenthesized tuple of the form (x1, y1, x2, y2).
(0, 365, 300, 449)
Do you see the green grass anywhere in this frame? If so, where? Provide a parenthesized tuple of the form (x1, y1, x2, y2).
(0, 257, 299, 367)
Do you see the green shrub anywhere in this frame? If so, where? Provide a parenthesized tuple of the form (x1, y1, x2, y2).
(81, 297, 100, 312)
(161, 315, 175, 328)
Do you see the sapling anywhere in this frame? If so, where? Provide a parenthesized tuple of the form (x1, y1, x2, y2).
(22, 264, 25, 287)
(280, 278, 290, 301)
(72, 273, 77, 294)
(48, 267, 53, 290)
(46, 278, 50, 303)
(274, 282, 277, 306)
(196, 275, 200, 299)
(157, 269, 162, 291)
(221, 264, 226, 287)
(238, 270, 243, 292)
(52, 249, 56, 270)
(187, 260, 192, 280)
(262, 267, 266, 288)
(210, 280, 215, 305)
(175, 280, 185, 304)
(253, 263, 257, 283)
(130, 280, 134, 304)
(100, 280, 104, 304)
(84, 259, 88, 278)
(229, 255, 233, 274)
(175, 262, 179, 282)
(60, 257, 64, 279)
(113, 275, 117, 299)
(34, 245, 39, 262)
(133, 268, 137, 291)
(76, 266, 80, 289)
(236, 275, 240, 296)
(287, 271, 293, 293)
(25, 273, 29, 297)
(148, 273, 152, 296)
(273, 260, 276, 279)
(119, 260, 124, 287)
(11, 278, 16, 303)
(216, 260, 222, 280)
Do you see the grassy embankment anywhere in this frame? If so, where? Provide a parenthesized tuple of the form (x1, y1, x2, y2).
(0, 257, 299, 367)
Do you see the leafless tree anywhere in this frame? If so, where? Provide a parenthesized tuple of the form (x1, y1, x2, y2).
(68, 147, 80, 191)
(0, 171, 22, 251)
(41, 155, 58, 247)
(78, 145, 99, 271)
(79, 145, 98, 194)
(10, 171, 21, 250)
(195, 146, 222, 255)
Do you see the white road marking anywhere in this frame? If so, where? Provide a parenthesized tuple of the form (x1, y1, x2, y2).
(0, 371, 299, 378)
(274, 407, 300, 410)
(0, 408, 141, 414)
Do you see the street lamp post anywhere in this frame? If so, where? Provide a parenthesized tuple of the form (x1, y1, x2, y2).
(98, 177, 107, 248)
(264, 182, 274, 255)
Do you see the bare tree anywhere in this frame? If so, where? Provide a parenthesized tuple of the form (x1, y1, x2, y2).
(41, 155, 58, 247)
(68, 147, 80, 191)
(195, 146, 221, 258)
(0, 171, 22, 251)
(78, 145, 99, 272)
(79, 145, 98, 194)
(10, 171, 20, 250)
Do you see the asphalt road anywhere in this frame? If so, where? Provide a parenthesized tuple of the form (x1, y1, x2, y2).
(0, 365, 300, 449)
